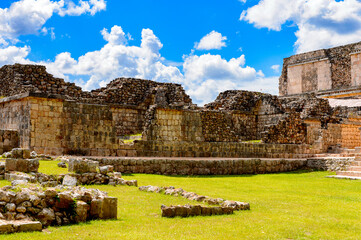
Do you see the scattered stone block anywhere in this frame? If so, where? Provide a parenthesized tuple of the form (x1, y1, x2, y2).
(62, 175, 77, 186)
(13, 221, 42, 232)
(99, 165, 114, 175)
(100, 197, 117, 219)
(57, 162, 67, 168)
(75, 201, 89, 223)
(90, 197, 117, 220)
(68, 159, 99, 174)
(11, 180, 28, 186)
(5, 172, 36, 182)
(5, 159, 39, 173)
(0, 221, 14, 233)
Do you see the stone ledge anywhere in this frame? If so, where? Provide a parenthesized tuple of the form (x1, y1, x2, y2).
(0, 220, 42, 234)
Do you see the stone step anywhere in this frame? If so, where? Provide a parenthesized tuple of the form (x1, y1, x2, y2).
(0, 220, 42, 234)
(350, 161, 361, 166)
(347, 166, 361, 171)
(326, 175, 361, 180)
(336, 171, 361, 177)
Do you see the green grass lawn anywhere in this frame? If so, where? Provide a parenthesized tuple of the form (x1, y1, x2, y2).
(1, 161, 361, 239)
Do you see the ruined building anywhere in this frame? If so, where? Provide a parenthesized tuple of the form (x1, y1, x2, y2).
(2, 42, 361, 158)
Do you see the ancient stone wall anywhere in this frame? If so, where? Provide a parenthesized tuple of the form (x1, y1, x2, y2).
(0, 95, 147, 156)
(91, 157, 308, 175)
(0, 130, 19, 154)
(280, 41, 361, 96)
(0, 98, 30, 148)
(132, 141, 318, 158)
(263, 112, 307, 144)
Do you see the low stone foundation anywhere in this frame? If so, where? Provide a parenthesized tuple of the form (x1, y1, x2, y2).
(91, 157, 308, 175)
(306, 157, 355, 171)
(161, 205, 234, 218)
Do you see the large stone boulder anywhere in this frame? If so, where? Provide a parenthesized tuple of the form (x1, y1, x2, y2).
(37, 208, 55, 226)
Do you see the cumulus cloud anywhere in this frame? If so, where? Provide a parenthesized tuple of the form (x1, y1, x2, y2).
(182, 53, 277, 104)
(0, 45, 31, 66)
(0, 0, 106, 45)
(194, 31, 227, 50)
(240, 0, 361, 53)
(271, 64, 280, 73)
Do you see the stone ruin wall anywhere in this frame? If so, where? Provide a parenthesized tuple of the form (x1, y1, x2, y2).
(2, 63, 361, 157)
(280, 42, 361, 96)
(0, 130, 19, 154)
(0, 98, 30, 149)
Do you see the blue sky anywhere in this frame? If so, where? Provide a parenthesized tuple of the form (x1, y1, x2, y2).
(0, 0, 360, 105)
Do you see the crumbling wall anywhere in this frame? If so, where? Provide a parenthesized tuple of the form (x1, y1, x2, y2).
(0, 98, 30, 148)
(0, 130, 19, 154)
(91, 78, 193, 107)
(0, 64, 193, 108)
(0, 64, 88, 99)
(263, 112, 307, 144)
(200, 111, 238, 142)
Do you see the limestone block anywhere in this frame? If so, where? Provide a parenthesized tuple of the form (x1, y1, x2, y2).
(68, 159, 99, 173)
(5, 159, 39, 173)
(62, 175, 77, 186)
(75, 201, 89, 223)
(0, 221, 14, 233)
(90, 197, 117, 220)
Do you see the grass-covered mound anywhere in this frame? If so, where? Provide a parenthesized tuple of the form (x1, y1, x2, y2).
(1, 160, 361, 239)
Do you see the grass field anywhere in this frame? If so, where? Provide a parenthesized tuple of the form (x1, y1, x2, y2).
(1, 160, 361, 239)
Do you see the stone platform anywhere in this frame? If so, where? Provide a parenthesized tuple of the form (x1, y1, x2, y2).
(83, 157, 310, 175)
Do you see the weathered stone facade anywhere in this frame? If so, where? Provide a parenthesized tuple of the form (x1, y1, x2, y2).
(279, 41, 361, 97)
(1, 62, 361, 158)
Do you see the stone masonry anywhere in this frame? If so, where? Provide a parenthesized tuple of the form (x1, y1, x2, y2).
(1, 61, 361, 158)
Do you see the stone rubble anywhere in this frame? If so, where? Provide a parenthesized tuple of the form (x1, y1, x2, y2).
(139, 185, 250, 211)
(0, 185, 117, 228)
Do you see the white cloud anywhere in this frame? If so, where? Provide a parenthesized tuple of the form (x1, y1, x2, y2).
(240, 0, 361, 53)
(194, 30, 227, 50)
(0, 0, 106, 45)
(101, 26, 129, 45)
(182, 53, 277, 105)
(57, 0, 106, 16)
(0, 45, 31, 66)
(271, 64, 280, 73)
